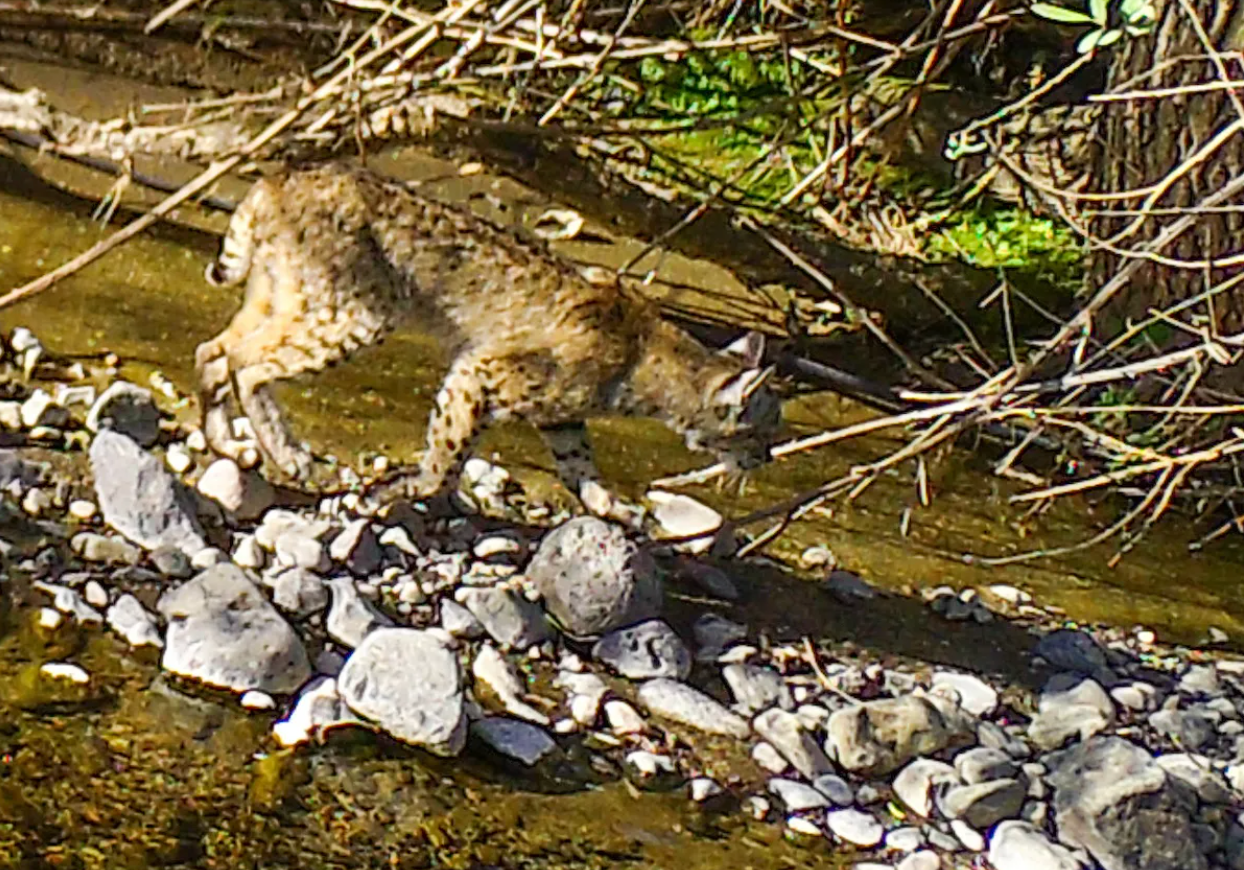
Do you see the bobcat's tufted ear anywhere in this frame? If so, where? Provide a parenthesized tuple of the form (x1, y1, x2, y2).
(721, 330, 767, 368)
(714, 365, 775, 406)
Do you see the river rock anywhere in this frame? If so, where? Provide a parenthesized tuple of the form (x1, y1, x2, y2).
(1045, 735, 1207, 870)
(20, 389, 69, 429)
(647, 490, 721, 554)
(827, 694, 975, 776)
(196, 458, 274, 520)
(471, 716, 557, 766)
(1033, 630, 1113, 680)
(328, 518, 382, 576)
(86, 381, 160, 446)
(636, 678, 749, 738)
(604, 699, 646, 735)
(939, 777, 1026, 828)
(440, 599, 484, 638)
(825, 808, 884, 846)
(592, 619, 690, 679)
(91, 429, 206, 554)
(157, 563, 310, 694)
(954, 746, 1018, 784)
(71, 532, 140, 566)
(325, 576, 393, 648)
(988, 821, 1088, 870)
(473, 643, 549, 724)
(896, 851, 940, 870)
(274, 526, 328, 572)
(150, 545, 192, 579)
(893, 758, 958, 818)
(886, 826, 925, 853)
(812, 774, 854, 806)
(527, 516, 661, 637)
(1156, 753, 1232, 803)
(931, 670, 998, 717)
(269, 567, 329, 618)
(557, 669, 609, 726)
(753, 707, 833, 779)
(1149, 706, 1217, 751)
(1178, 663, 1221, 696)
(768, 777, 830, 811)
(338, 627, 467, 755)
(105, 593, 163, 648)
(457, 586, 549, 649)
(272, 676, 361, 747)
(0, 449, 44, 490)
(1029, 676, 1115, 750)
(723, 663, 794, 715)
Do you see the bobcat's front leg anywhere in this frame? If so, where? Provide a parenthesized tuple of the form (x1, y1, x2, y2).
(540, 422, 644, 528)
(375, 350, 489, 503)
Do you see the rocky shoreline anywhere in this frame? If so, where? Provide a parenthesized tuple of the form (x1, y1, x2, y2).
(3, 326, 1243, 870)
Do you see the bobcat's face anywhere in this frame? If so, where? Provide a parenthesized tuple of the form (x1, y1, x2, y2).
(687, 355, 781, 473)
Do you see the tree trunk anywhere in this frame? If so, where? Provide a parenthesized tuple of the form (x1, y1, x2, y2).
(1091, 0, 1244, 333)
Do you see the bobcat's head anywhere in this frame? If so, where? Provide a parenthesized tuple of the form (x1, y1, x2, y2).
(686, 332, 782, 472)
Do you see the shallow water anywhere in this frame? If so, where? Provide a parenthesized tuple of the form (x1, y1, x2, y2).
(2, 147, 1242, 643)
(2, 142, 1244, 868)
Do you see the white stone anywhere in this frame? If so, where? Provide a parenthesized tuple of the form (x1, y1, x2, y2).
(625, 750, 674, 777)
(241, 690, 276, 710)
(689, 777, 723, 802)
(166, 443, 193, 473)
(40, 662, 90, 684)
(786, 815, 823, 837)
(473, 535, 523, 559)
(68, 499, 98, 521)
(272, 677, 359, 747)
(896, 851, 940, 870)
(198, 458, 275, 520)
(604, 700, 646, 735)
(233, 535, 266, 569)
(83, 580, 108, 609)
(932, 670, 998, 717)
(986, 584, 1031, 604)
(752, 741, 790, 773)
(338, 628, 467, 755)
(951, 818, 985, 851)
(825, 808, 883, 846)
(646, 490, 721, 554)
(988, 820, 1087, 870)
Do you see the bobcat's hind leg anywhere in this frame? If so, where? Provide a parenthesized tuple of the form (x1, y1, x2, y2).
(540, 422, 644, 527)
(195, 336, 260, 468)
(232, 363, 314, 480)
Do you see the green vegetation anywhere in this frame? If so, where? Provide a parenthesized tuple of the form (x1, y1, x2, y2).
(589, 46, 1086, 294)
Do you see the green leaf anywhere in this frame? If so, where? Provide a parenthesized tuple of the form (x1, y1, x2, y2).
(1124, 2, 1156, 30)
(1089, 0, 1108, 25)
(1118, 0, 1155, 20)
(1097, 27, 1123, 46)
(1077, 27, 1105, 52)
(1031, 2, 1097, 24)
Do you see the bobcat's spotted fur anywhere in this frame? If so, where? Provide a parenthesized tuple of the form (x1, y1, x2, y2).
(195, 164, 781, 518)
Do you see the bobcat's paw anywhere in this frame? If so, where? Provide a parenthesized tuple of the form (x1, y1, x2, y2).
(581, 481, 646, 530)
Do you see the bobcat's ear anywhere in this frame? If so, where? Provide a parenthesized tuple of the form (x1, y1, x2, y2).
(721, 331, 766, 368)
(714, 365, 775, 406)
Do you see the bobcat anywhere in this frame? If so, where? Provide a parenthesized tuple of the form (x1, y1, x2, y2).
(195, 164, 781, 519)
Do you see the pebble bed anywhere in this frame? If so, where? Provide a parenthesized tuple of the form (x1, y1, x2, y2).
(3, 325, 1244, 870)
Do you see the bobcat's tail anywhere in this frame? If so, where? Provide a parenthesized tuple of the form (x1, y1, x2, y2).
(205, 180, 270, 287)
